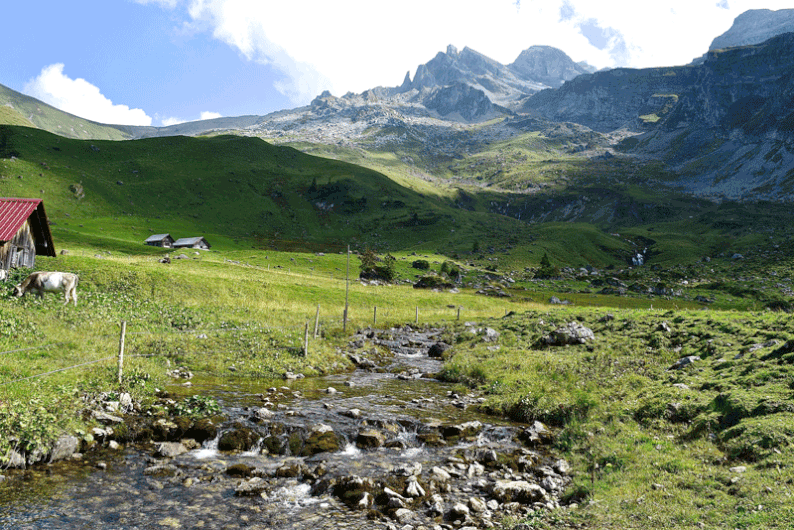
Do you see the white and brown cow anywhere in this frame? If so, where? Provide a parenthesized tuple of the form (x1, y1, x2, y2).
(13, 271, 79, 306)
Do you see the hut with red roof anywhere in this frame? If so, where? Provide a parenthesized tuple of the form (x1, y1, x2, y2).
(0, 198, 56, 270)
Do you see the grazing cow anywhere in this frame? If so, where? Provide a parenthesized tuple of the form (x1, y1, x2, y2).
(13, 271, 79, 306)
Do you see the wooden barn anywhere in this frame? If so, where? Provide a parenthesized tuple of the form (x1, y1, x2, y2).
(173, 237, 211, 250)
(0, 197, 56, 270)
(144, 233, 175, 248)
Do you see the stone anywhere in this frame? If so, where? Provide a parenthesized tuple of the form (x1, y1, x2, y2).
(668, 355, 701, 370)
(468, 497, 487, 513)
(544, 322, 595, 345)
(393, 462, 422, 477)
(393, 508, 416, 524)
(428, 342, 450, 358)
(552, 459, 571, 475)
(449, 502, 470, 518)
(235, 477, 269, 496)
(431, 466, 451, 482)
(356, 429, 386, 449)
(521, 421, 553, 445)
(49, 435, 80, 463)
(491, 480, 549, 504)
(341, 408, 363, 419)
(93, 411, 124, 424)
(155, 442, 188, 458)
(252, 407, 274, 421)
(405, 477, 426, 497)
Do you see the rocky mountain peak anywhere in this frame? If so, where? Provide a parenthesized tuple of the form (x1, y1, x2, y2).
(710, 8, 794, 50)
(509, 45, 592, 88)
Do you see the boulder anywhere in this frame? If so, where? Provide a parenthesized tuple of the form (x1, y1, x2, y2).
(49, 435, 80, 463)
(355, 429, 386, 449)
(155, 442, 188, 458)
(544, 322, 595, 345)
(491, 480, 549, 504)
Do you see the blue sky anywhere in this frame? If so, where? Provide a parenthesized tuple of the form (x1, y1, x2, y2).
(2, 0, 791, 127)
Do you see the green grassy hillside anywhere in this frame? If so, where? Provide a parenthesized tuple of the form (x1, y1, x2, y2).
(0, 84, 130, 140)
(0, 124, 545, 258)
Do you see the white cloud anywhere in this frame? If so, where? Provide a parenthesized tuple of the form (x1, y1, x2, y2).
(141, 0, 794, 106)
(24, 64, 152, 126)
(161, 116, 186, 126)
(200, 111, 222, 120)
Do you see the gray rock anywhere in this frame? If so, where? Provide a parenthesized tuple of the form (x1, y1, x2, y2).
(522, 421, 553, 445)
(252, 407, 274, 421)
(93, 411, 124, 424)
(235, 477, 268, 496)
(405, 476, 426, 497)
(491, 480, 549, 504)
(468, 496, 487, 513)
(393, 462, 422, 477)
(431, 466, 452, 482)
(668, 355, 701, 370)
(449, 502, 470, 518)
(49, 435, 80, 463)
(393, 507, 417, 524)
(544, 322, 595, 345)
(155, 442, 188, 458)
(356, 429, 386, 449)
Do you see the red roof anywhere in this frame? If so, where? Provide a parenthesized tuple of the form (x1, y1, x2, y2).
(0, 198, 43, 241)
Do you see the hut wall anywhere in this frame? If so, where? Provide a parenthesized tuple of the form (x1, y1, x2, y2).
(0, 220, 36, 270)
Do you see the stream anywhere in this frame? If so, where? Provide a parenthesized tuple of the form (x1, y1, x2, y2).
(0, 326, 571, 530)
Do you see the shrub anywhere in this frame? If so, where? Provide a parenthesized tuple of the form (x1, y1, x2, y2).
(535, 253, 559, 279)
(440, 260, 461, 281)
(411, 259, 430, 270)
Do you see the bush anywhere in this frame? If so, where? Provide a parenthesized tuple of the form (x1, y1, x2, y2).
(440, 260, 461, 281)
(359, 250, 397, 282)
(411, 259, 430, 270)
(535, 253, 559, 279)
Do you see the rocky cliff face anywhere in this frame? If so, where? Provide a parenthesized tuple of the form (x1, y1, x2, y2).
(635, 32, 794, 201)
(709, 8, 794, 50)
(403, 45, 547, 108)
(509, 45, 595, 88)
(691, 8, 794, 64)
(521, 66, 695, 132)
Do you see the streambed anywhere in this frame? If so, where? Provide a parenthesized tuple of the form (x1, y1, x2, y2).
(0, 327, 571, 529)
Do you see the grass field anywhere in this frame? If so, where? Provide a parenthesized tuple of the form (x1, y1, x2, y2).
(1, 119, 793, 529)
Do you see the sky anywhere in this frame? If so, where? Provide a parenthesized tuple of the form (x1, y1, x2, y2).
(1, 0, 792, 127)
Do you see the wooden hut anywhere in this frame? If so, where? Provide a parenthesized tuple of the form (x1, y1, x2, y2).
(0, 197, 56, 270)
(173, 237, 211, 250)
(144, 233, 175, 248)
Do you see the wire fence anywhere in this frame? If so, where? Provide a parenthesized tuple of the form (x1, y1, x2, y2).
(0, 320, 313, 387)
(0, 297, 477, 388)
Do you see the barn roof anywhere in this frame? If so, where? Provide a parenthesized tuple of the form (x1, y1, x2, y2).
(0, 197, 41, 240)
(0, 197, 56, 256)
(173, 236, 210, 247)
(145, 233, 173, 243)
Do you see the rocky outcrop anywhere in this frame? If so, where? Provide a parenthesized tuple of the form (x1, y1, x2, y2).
(709, 9, 794, 51)
(424, 83, 495, 121)
(509, 45, 594, 88)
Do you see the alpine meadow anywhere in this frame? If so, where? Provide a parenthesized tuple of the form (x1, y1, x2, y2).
(1, 7, 794, 530)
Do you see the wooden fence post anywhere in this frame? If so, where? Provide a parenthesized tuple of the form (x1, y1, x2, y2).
(457, 306, 461, 321)
(118, 320, 127, 384)
(373, 306, 377, 326)
(415, 306, 419, 325)
(314, 304, 321, 339)
(303, 321, 309, 356)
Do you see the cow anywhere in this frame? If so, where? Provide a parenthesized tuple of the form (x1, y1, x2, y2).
(13, 272, 79, 306)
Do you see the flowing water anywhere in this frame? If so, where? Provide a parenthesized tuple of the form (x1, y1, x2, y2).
(0, 327, 567, 529)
